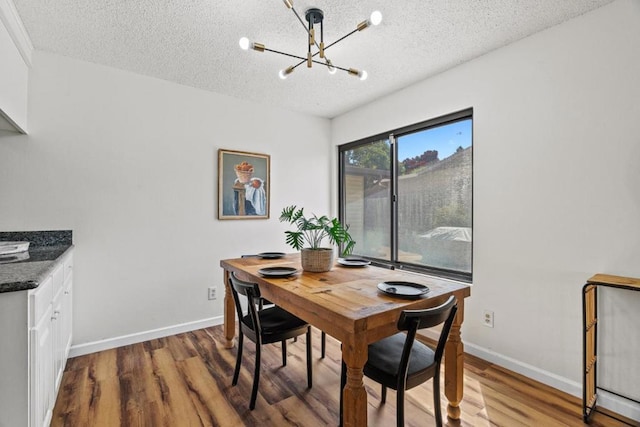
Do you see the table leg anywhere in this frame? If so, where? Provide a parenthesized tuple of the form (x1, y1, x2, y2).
(223, 269, 235, 349)
(445, 296, 464, 420)
(342, 336, 368, 427)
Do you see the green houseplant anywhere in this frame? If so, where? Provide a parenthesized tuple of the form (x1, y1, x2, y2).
(279, 205, 355, 272)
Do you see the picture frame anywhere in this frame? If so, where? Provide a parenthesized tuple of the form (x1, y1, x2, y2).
(218, 149, 270, 220)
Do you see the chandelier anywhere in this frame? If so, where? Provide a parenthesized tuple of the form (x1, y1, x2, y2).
(239, 1, 382, 80)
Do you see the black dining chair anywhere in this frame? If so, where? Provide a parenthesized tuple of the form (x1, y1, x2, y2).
(339, 295, 458, 427)
(240, 254, 327, 358)
(229, 272, 313, 410)
(240, 255, 274, 309)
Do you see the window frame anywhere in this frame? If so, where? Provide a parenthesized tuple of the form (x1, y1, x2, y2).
(338, 108, 473, 283)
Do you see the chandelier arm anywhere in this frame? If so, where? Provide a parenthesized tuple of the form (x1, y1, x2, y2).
(290, 6, 309, 35)
(263, 47, 323, 65)
(287, 59, 307, 71)
(316, 61, 351, 73)
(323, 28, 359, 51)
(264, 47, 307, 62)
(263, 47, 352, 72)
(308, 58, 351, 72)
(289, 58, 343, 73)
(264, 39, 334, 69)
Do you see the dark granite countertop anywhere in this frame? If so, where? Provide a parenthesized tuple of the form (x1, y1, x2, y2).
(0, 230, 73, 293)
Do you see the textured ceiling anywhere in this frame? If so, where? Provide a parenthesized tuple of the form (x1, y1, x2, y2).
(13, 0, 615, 118)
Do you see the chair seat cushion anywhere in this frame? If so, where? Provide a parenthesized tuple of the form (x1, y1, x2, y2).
(364, 333, 435, 388)
(241, 306, 307, 334)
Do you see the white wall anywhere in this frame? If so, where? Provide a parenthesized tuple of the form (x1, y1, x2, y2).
(333, 0, 640, 418)
(0, 51, 332, 348)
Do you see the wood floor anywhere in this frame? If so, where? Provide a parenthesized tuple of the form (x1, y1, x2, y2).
(52, 326, 638, 427)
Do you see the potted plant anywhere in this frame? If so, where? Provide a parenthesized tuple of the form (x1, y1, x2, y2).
(279, 205, 355, 272)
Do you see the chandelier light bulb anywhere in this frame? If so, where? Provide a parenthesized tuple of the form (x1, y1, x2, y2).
(278, 65, 296, 80)
(326, 60, 337, 75)
(359, 70, 368, 81)
(239, 37, 250, 50)
(279, 66, 295, 80)
(370, 11, 382, 26)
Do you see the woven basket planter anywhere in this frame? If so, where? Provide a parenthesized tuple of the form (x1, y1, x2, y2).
(301, 248, 334, 272)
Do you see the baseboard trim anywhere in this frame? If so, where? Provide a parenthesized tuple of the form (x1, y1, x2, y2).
(69, 316, 224, 358)
(419, 330, 640, 422)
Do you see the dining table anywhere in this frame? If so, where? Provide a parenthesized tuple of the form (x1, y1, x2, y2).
(220, 254, 471, 427)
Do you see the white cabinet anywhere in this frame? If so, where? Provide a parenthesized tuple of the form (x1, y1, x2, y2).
(0, 248, 73, 427)
(30, 251, 73, 427)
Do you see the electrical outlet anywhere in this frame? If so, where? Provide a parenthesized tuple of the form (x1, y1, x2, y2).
(208, 287, 217, 300)
(483, 310, 494, 328)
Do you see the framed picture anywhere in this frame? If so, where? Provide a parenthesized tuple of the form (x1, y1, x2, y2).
(218, 149, 270, 220)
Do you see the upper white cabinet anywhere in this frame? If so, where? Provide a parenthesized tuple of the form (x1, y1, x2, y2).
(0, 0, 32, 133)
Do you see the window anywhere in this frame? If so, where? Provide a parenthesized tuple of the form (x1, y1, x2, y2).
(339, 109, 472, 282)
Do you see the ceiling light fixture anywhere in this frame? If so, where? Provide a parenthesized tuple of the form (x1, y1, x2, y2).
(239, 1, 382, 80)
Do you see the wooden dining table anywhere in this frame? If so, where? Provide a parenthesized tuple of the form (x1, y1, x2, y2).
(220, 254, 471, 427)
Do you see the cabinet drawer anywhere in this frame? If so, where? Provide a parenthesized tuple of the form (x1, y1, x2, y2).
(30, 276, 53, 326)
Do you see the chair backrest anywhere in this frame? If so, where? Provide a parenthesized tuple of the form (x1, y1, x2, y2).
(397, 295, 458, 376)
(228, 272, 262, 332)
(398, 295, 457, 331)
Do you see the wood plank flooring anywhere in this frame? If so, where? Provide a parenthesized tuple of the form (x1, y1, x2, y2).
(52, 326, 638, 426)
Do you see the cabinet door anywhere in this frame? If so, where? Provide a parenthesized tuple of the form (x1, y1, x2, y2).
(30, 305, 54, 427)
(52, 292, 64, 391)
(62, 252, 73, 360)
(53, 279, 73, 392)
(61, 281, 73, 362)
